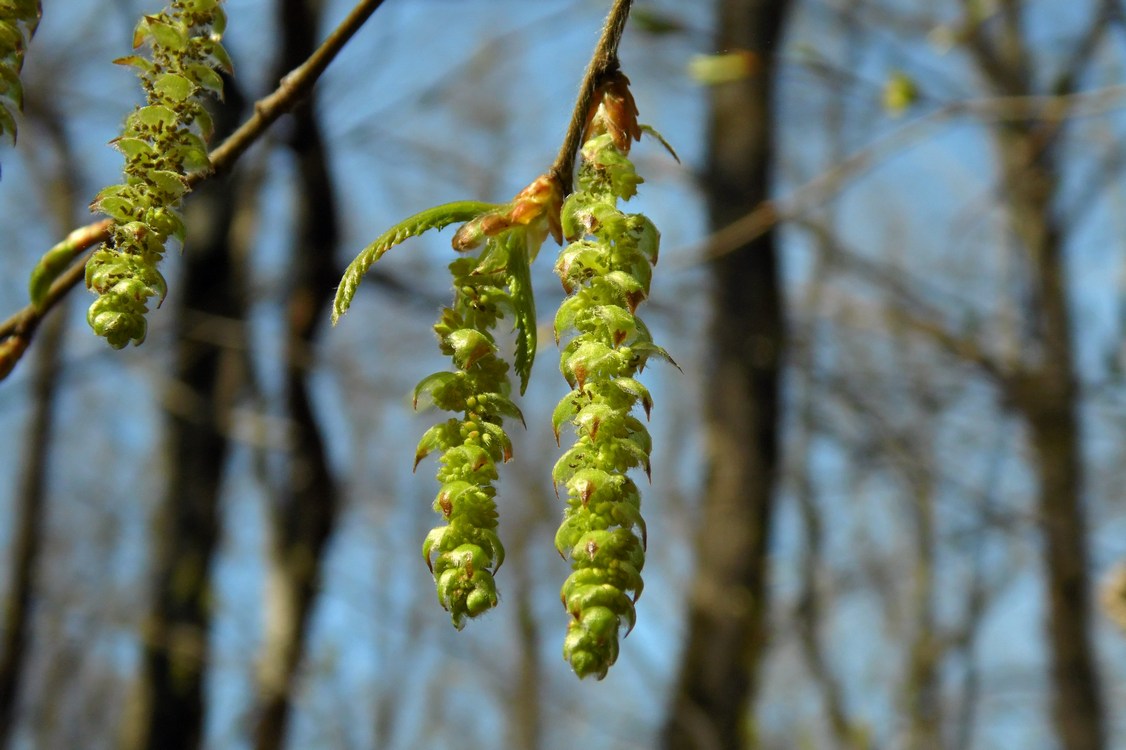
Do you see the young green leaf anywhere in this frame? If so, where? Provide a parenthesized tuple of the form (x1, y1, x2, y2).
(332, 201, 497, 325)
(506, 232, 537, 394)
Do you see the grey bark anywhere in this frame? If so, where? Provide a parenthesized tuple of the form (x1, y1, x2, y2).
(661, 1, 790, 747)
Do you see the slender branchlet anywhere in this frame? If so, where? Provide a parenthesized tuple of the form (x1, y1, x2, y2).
(551, 0, 634, 195)
(336, 175, 563, 628)
(83, 0, 231, 348)
(0, 0, 40, 148)
(552, 72, 674, 679)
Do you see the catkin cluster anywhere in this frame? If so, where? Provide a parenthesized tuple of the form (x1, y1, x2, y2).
(332, 69, 669, 680)
(86, 0, 230, 348)
(0, 0, 39, 146)
(551, 72, 670, 679)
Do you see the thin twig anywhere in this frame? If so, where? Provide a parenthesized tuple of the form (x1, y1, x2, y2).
(0, 0, 389, 381)
(679, 82, 1126, 267)
(550, 0, 634, 195)
(202, 0, 389, 180)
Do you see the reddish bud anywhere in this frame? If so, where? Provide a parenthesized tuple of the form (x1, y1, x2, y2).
(584, 70, 642, 153)
(451, 173, 564, 251)
(510, 173, 564, 246)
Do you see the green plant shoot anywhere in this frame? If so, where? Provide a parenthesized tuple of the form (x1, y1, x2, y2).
(336, 175, 563, 628)
(82, 0, 231, 348)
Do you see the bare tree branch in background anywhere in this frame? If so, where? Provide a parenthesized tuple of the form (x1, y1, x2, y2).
(661, 1, 790, 747)
(121, 76, 251, 750)
(876, 325, 943, 750)
(950, 428, 1013, 750)
(960, 4, 1107, 747)
(790, 312, 867, 750)
(252, 1, 342, 746)
(678, 81, 1126, 272)
(785, 7, 868, 742)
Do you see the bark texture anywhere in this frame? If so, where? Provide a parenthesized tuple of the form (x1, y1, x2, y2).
(124, 81, 249, 750)
(661, 1, 790, 747)
(964, 3, 1106, 745)
(252, 0, 342, 746)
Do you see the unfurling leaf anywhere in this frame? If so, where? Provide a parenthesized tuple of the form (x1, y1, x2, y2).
(333, 201, 497, 325)
(507, 232, 537, 394)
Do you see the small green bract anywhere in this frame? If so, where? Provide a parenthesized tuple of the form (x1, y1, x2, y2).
(0, 0, 40, 149)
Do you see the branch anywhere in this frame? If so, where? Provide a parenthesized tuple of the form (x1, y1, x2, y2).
(679, 83, 1126, 267)
(1048, 0, 1118, 97)
(0, 0, 389, 382)
(550, 0, 634, 195)
(201, 0, 390, 181)
(795, 216, 1015, 385)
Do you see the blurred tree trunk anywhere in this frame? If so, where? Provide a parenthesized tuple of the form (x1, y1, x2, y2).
(963, 5, 1106, 747)
(252, 0, 341, 747)
(0, 313, 62, 749)
(0, 101, 78, 749)
(1001, 130, 1106, 750)
(661, 0, 789, 748)
(123, 81, 249, 750)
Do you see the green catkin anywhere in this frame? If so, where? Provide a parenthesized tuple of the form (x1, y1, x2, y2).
(85, 0, 231, 348)
(410, 177, 562, 628)
(330, 66, 670, 671)
(552, 72, 671, 679)
(336, 175, 561, 629)
(416, 240, 518, 627)
(0, 0, 40, 148)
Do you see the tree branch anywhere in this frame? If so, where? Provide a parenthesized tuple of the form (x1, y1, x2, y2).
(550, 0, 634, 195)
(678, 83, 1126, 268)
(202, 0, 389, 180)
(0, 0, 389, 382)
